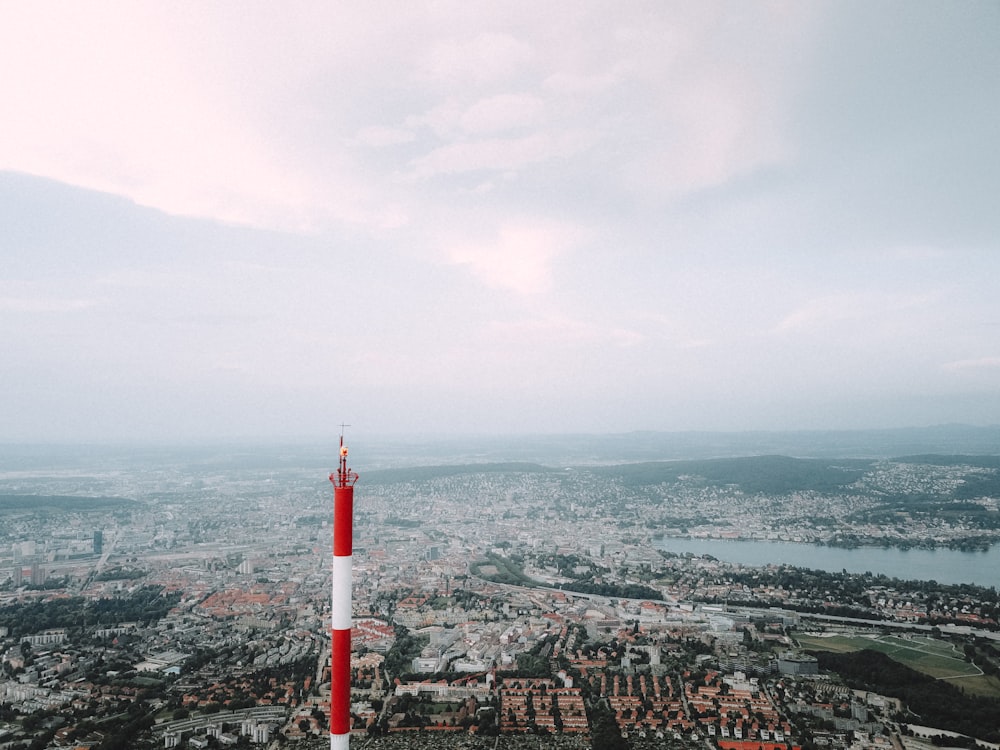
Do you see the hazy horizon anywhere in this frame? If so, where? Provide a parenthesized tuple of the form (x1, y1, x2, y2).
(2, 2, 998, 442)
(3, 425, 999, 474)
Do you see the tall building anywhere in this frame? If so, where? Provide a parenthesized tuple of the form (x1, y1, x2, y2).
(778, 651, 819, 676)
(30, 561, 45, 586)
(93, 530, 103, 555)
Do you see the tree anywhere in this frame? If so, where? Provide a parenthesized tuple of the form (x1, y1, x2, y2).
(590, 702, 627, 750)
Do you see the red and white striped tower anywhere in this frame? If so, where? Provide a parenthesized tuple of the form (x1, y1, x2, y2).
(329, 435, 358, 750)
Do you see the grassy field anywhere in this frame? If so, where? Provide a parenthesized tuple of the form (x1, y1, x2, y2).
(955, 673, 1000, 698)
(793, 631, 1000, 697)
(794, 633, 865, 654)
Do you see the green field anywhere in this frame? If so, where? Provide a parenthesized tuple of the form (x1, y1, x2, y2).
(793, 631, 1000, 696)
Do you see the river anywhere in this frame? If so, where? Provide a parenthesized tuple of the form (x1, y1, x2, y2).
(652, 536, 1000, 589)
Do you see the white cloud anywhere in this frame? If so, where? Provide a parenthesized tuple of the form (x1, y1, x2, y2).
(634, 313, 714, 350)
(0, 296, 100, 314)
(459, 94, 545, 135)
(773, 291, 942, 335)
(0, 3, 402, 231)
(405, 101, 466, 139)
(407, 134, 547, 178)
(354, 126, 417, 148)
(3, 2, 997, 439)
(487, 316, 643, 348)
(0, 2, 818, 231)
(774, 295, 858, 334)
(420, 32, 533, 86)
(542, 70, 619, 96)
(943, 357, 1000, 372)
(610, 4, 818, 197)
(640, 68, 791, 193)
(408, 131, 592, 180)
(447, 221, 584, 295)
(95, 269, 203, 290)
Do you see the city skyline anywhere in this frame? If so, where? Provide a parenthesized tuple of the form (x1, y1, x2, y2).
(2, 2, 999, 441)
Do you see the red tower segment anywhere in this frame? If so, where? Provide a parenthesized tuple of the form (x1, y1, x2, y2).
(329, 437, 358, 750)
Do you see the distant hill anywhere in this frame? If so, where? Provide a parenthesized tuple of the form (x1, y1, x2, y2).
(0, 495, 136, 512)
(359, 454, 879, 494)
(355, 424, 1000, 467)
(591, 455, 873, 493)
(364, 462, 557, 485)
(353, 451, 1000, 499)
(2, 424, 997, 472)
(893, 454, 1000, 469)
(892, 455, 1000, 501)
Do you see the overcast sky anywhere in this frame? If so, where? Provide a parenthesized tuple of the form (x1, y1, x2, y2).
(2, 1, 998, 442)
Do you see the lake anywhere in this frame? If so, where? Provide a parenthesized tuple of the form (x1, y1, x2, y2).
(652, 536, 1000, 589)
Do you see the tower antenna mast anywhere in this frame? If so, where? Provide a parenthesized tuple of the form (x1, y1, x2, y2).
(329, 427, 358, 750)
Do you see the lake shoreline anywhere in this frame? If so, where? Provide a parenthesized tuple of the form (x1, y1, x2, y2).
(652, 535, 1000, 589)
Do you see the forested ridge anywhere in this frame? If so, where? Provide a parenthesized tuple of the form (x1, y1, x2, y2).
(0, 586, 179, 636)
(814, 649, 1000, 742)
(0, 494, 136, 512)
(365, 462, 556, 484)
(593, 455, 873, 493)
(471, 553, 663, 601)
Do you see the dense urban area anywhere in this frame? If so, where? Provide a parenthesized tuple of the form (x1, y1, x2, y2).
(1, 440, 1000, 750)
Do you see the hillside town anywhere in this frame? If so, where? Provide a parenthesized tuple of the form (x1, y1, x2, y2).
(1, 448, 999, 749)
